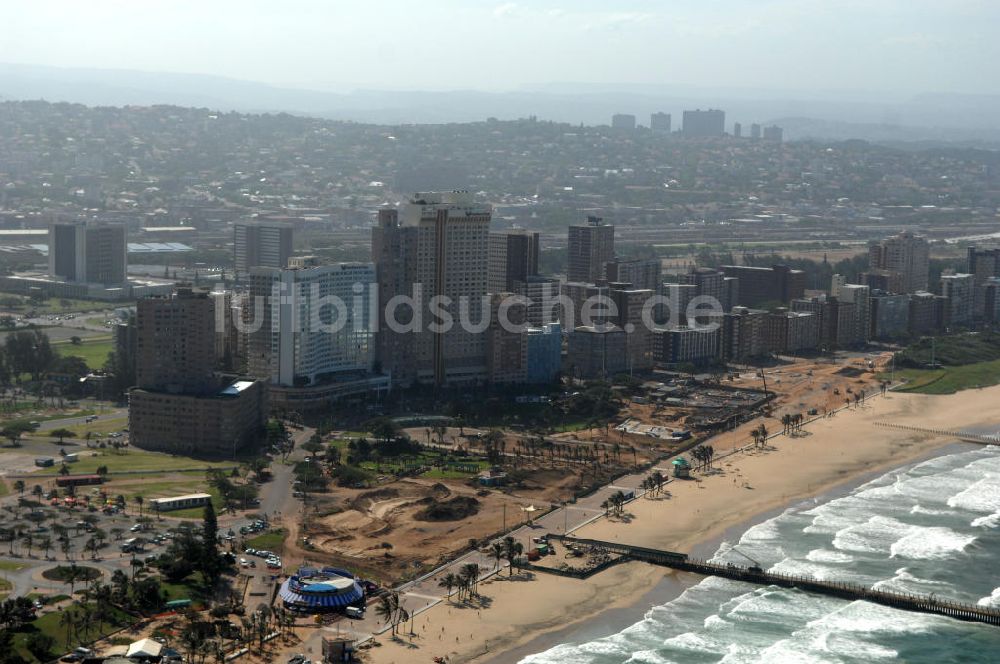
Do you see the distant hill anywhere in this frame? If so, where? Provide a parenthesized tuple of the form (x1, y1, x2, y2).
(2, 62, 999, 143)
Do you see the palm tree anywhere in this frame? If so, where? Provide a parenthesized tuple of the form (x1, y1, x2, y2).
(13, 479, 25, 496)
(461, 563, 480, 597)
(134, 495, 144, 519)
(503, 536, 523, 577)
(438, 573, 458, 602)
(490, 541, 504, 571)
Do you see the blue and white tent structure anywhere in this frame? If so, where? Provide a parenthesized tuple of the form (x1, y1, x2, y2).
(278, 567, 365, 612)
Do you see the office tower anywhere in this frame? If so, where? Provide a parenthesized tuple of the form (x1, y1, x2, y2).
(908, 291, 947, 335)
(750, 123, 762, 140)
(650, 112, 672, 134)
(721, 307, 768, 361)
(234, 220, 293, 276)
(762, 125, 784, 142)
(967, 247, 1000, 284)
(682, 109, 725, 137)
(567, 216, 615, 283)
(526, 323, 562, 383)
(682, 267, 729, 309)
(662, 283, 697, 325)
(372, 191, 491, 387)
(868, 231, 929, 293)
(129, 287, 266, 456)
(722, 265, 806, 307)
(733, 122, 742, 138)
(653, 326, 721, 364)
(515, 275, 561, 326)
(605, 258, 661, 291)
(831, 277, 871, 343)
(561, 281, 604, 329)
(870, 292, 910, 339)
(248, 257, 376, 387)
(486, 293, 528, 384)
(135, 287, 217, 393)
(48, 220, 127, 285)
(488, 230, 540, 292)
(609, 287, 655, 371)
(611, 114, 637, 130)
(567, 324, 627, 379)
(765, 309, 820, 354)
(940, 273, 975, 326)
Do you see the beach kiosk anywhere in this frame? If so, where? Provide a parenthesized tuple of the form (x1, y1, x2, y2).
(671, 457, 691, 478)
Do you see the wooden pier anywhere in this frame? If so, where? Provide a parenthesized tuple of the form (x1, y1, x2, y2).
(874, 421, 1000, 445)
(546, 534, 1000, 627)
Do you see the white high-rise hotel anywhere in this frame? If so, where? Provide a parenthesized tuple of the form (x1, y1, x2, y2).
(248, 257, 375, 386)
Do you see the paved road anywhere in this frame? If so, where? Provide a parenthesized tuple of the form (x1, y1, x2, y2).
(36, 407, 128, 432)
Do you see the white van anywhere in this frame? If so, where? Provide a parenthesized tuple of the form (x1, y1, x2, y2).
(345, 606, 364, 619)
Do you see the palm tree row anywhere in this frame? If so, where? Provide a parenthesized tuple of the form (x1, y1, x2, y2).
(750, 423, 769, 448)
(640, 470, 668, 497)
(780, 413, 804, 434)
(373, 591, 410, 637)
(437, 562, 482, 604)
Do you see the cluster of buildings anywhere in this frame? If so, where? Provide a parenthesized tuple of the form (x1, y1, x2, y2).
(0, 219, 174, 300)
(610, 109, 782, 141)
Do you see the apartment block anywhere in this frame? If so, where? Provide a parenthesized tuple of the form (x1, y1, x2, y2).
(567, 217, 614, 283)
(488, 230, 539, 293)
(868, 231, 929, 293)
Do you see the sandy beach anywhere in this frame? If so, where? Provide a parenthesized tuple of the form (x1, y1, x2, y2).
(363, 384, 1000, 664)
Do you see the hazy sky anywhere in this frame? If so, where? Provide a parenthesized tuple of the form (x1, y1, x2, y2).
(3, 0, 997, 94)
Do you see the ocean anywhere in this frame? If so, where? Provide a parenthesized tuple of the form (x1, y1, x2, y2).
(519, 446, 1000, 663)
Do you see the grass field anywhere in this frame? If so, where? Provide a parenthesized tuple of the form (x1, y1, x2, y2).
(52, 336, 114, 371)
(0, 561, 30, 571)
(891, 358, 1000, 394)
(31, 415, 128, 440)
(32, 447, 237, 475)
(0, 577, 10, 598)
(13, 602, 133, 663)
(245, 528, 286, 553)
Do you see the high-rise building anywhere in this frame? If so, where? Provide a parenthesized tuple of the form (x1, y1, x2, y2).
(488, 230, 540, 293)
(762, 125, 784, 142)
(526, 323, 562, 384)
(609, 287, 655, 371)
(750, 123, 762, 140)
(765, 309, 820, 354)
(870, 292, 910, 339)
(567, 324, 627, 379)
(372, 192, 491, 387)
(514, 275, 561, 326)
(650, 112, 672, 134)
(682, 267, 728, 309)
(605, 258, 662, 291)
(135, 287, 217, 394)
(653, 326, 721, 364)
(486, 293, 528, 385)
(967, 247, 1000, 285)
(908, 291, 947, 335)
(868, 231, 929, 293)
(733, 122, 742, 138)
(721, 306, 768, 361)
(940, 273, 975, 327)
(129, 287, 266, 456)
(722, 265, 806, 307)
(567, 217, 615, 283)
(248, 258, 376, 387)
(831, 277, 871, 343)
(48, 220, 127, 285)
(611, 114, 637, 130)
(682, 109, 725, 137)
(234, 221, 293, 277)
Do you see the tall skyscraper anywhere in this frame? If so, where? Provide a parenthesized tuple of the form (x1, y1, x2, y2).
(967, 247, 1000, 284)
(372, 191, 491, 387)
(48, 220, 127, 285)
(135, 287, 217, 394)
(611, 114, 637, 130)
(763, 125, 784, 142)
(750, 123, 762, 140)
(868, 231, 929, 293)
(650, 112, 672, 134)
(234, 221, 293, 276)
(733, 122, 742, 138)
(248, 258, 375, 387)
(605, 258, 662, 291)
(682, 109, 725, 137)
(567, 217, 615, 283)
(722, 265, 806, 307)
(488, 230, 540, 293)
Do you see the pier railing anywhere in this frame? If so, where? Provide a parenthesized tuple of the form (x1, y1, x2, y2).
(545, 534, 1000, 627)
(873, 421, 1000, 445)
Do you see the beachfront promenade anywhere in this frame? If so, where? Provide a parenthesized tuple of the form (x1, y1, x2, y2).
(545, 534, 1000, 628)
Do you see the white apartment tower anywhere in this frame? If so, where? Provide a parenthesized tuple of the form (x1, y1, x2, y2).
(248, 257, 375, 386)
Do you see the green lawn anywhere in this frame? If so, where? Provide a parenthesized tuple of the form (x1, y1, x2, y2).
(53, 336, 114, 371)
(0, 561, 30, 571)
(32, 448, 236, 475)
(892, 359, 1000, 394)
(245, 528, 287, 553)
(0, 577, 10, 598)
(31, 415, 128, 440)
(159, 572, 208, 603)
(13, 602, 133, 663)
